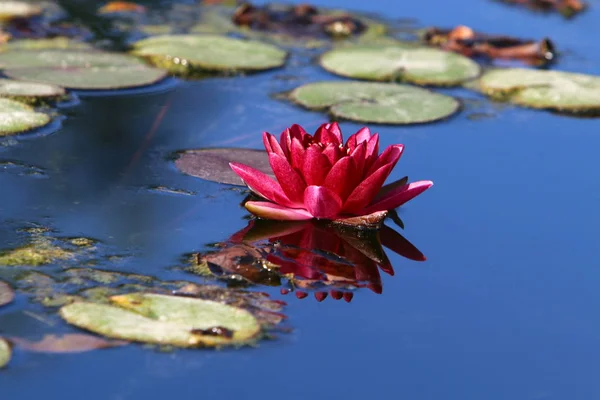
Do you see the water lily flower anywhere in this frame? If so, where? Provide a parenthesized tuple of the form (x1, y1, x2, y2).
(230, 123, 432, 222)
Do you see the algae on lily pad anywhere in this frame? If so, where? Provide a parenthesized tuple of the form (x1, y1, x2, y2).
(0, 50, 167, 90)
(0, 1, 41, 21)
(60, 293, 262, 347)
(175, 148, 273, 185)
(289, 81, 460, 124)
(0, 98, 51, 136)
(0, 79, 65, 102)
(0, 338, 10, 368)
(478, 68, 600, 115)
(0, 240, 72, 265)
(320, 45, 480, 86)
(131, 34, 287, 76)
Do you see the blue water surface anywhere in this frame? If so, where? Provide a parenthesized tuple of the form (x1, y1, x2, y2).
(1, 0, 599, 399)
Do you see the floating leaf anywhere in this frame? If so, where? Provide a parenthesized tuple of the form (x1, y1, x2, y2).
(289, 81, 460, 124)
(0, 239, 72, 265)
(131, 34, 287, 76)
(0, 50, 167, 90)
(320, 45, 480, 86)
(0, 38, 94, 51)
(9, 334, 128, 353)
(0, 338, 10, 368)
(175, 148, 273, 185)
(0, 78, 65, 102)
(60, 293, 262, 347)
(0, 1, 41, 22)
(0, 98, 51, 136)
(478, 68, 600, 115)
(0, 280, 14, 307)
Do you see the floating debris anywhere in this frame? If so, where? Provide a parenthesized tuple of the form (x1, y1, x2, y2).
(495, 0, 587, 17)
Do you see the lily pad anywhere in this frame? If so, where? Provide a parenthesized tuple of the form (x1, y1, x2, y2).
(175, 148, 274, 185)
(131, 34, 287, 75)
(59, 293, 262, 347)
(0, 1, 41, 22)
(0, 50, 167, 90)
(289, 81, 460, 124)
(0, 280, 14, 307)
(0, 338, 10, 368)
(0, 98, 51, 136)
(319, 45, 480, 86)
(478, 68, 600, 114)
(0, 79, 65, 102)
(0, 38, 94, 51)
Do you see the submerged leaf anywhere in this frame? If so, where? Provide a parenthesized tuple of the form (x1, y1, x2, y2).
(320, 45, 480, 86)
(132, 34, 287, 76)
(60, 293, 263, 347)
(175, 148, 274, 185)
(0, 280, 14, 307)
(9, 334, 128, 353)
(0, 98, 51, 136)
(289, 81, 460, 124)
(0, 338, 10, 368)
(0, 50, 167, 90)
(478, 68, 600, 115)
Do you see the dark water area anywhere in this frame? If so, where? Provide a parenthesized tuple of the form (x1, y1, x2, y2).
(1, 0, 600, 399)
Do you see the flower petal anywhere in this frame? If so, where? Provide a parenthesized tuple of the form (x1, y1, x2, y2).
(342, 163, 395, 214)
(324, 156, 359, 201)
(229, 162, 294, 207)
(366, 144, 404, 177)
(290, 136, 306, 170)
(268, 153, 306, 204)
(350, 141, 367, 179)
(302, 145, 332, 186)
(314, 122, 342, 145)
(245, 201, 313, 220)
(303, 185, 343, 219)
(364, 133, 380, 170)
(263, 132, 285, 158)
(289, 124, 310, 142)
(362, 180, 433, 214)
(322, 143, 344, 165)
(346, 127, 371, 151)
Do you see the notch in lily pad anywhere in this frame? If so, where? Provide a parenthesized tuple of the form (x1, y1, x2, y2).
(131, 34, 287, 77)
(320, 45, 480, 86)
(288, 81, 460, 124)
(478, 68, 600, 116)
(59, 293, 266, 348)
(0, 50, 167, 90)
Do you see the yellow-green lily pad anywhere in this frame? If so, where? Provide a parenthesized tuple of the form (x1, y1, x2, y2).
(0, 50, 167, 90)
(0, 1, 41, 22)
(59, 293, 262, 347)
(478, 68, 600, 115)
(0, 338, 10, 368)
(320, 45, 480, 86)
(0, 38, 94, 51)
(0, 78, 65, 102)
(0, 98, 51, 136)
(131, 34, 287, 76)
(289, 81, 460, 124)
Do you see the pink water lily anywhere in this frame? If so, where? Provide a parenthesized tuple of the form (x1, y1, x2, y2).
(229, 122, 433, 221)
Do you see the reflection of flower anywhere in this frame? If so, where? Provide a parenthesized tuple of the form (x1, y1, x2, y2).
(230, 123, 432, 222)
(197, 219, 425, 302)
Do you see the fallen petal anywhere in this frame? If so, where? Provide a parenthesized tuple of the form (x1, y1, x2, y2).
(245, 201, 313, 220)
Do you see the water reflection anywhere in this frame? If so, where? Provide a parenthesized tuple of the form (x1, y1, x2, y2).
(196, 218, 425, 302)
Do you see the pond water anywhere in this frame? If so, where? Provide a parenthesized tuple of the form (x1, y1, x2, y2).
(1, 0, 600, 399)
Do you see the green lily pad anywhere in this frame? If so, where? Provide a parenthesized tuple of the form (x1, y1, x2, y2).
(320, 45, 480, 86)
(59, 293, 262, 347)
(175, 148, 274, 185)
(0, 50, 167, 90)
(0, 79, 65, 103)
(0, 280, 14, 307)
(289, 81, 460, 124)
(0, 1, 41, 21)
(0, 38, 94, 51)
(131, 34, 287, 76)
(0, 98, 51, 136)
(0, 338, 10, 368)
(478, 68, 600, 115)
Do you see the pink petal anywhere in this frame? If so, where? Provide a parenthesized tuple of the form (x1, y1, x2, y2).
(349, 141, 367, 179)
(346, 127, 371, 150)
(342, 163, 395, 214)
(314, 122, 342, 145)
(366, 144, 404, 177)
(280, 128, 292, 158)
(364, 133, 380, 170)
(268, 153, 307, 205)
(289, 124, 310, 142)
(324, 156, 359, 201)
(229, 162, 295, 208)
(302, 145, 331, 186)
(290, 136, 306, 170)
(303, 185, 343, 219)
(245, 201, 313, 220)
(322, 143, 344, 165)
(263, 132, 285, 158)
(362, 180, 433, 214)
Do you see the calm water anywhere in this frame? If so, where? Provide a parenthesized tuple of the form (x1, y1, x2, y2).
(1, 0, 600, 399)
